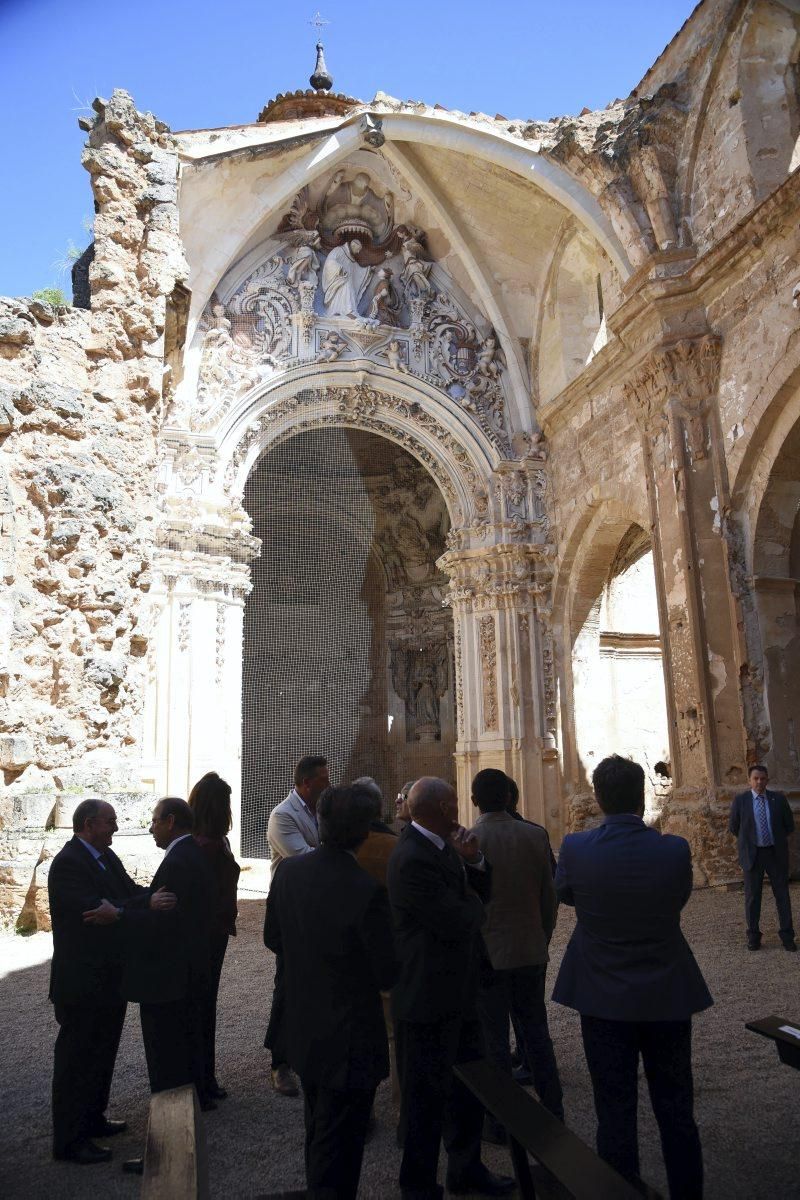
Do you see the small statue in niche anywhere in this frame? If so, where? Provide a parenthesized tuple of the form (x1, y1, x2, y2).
(475, 335, 504, 380)
(368, 267, 401, 326)
(317, 330, 347, 362)
(414, 666, 440, 728)
(380, 338, 409, 374)
(285, 231, 322, 287)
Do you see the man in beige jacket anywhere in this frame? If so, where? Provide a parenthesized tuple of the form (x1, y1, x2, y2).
(471, 769, 563, 1139)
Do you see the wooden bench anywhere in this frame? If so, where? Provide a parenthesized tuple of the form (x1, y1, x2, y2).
(141, 1084, 209, 1199)
(455, 1058, 660, 1200)
(746, 1014, 800, 1070)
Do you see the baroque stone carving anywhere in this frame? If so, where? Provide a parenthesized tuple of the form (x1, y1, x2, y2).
(187, 166, 515, 454)
(622, 335, 722, 434)
(390, 640, 450, 742)
(479, 615, 498, 731)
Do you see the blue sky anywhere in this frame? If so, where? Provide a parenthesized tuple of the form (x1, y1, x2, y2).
(1, 0, 696, 297)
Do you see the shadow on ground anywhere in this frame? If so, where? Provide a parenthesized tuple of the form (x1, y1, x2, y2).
(1, 886, 799, 1198)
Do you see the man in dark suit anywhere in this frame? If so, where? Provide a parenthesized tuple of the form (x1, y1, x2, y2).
(387, 776, 514, 1200)
(111, 797, 213, 1109)
(553, 755, 712, 1200)
(48, 799, 174, 1164)
(264, 785, 397, 1200)
(729, 763, 796, 951)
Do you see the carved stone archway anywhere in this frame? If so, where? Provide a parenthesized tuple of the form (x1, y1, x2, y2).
(147, 368, 559, 847)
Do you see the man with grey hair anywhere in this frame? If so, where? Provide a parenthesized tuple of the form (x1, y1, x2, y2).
(388, 777, 514, 1198)
(48, 799, 175, 1165)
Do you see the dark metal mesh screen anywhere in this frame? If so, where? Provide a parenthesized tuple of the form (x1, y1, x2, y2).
(241, 427, 393, 858)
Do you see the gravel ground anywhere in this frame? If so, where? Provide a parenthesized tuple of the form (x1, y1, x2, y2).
(1, 883, 799, 1199)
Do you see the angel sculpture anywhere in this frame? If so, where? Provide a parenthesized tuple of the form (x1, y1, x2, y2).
(475, 335, 504, 380)
(285, 231, 323, 288)
(317, 330, 347, 362)
(379, 338, 409, 374)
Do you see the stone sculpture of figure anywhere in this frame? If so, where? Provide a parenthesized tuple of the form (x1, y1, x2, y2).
(414, 667, 439, 728)
(317, 330, 347, 362)
(475, 335, 503, 379)
(285, 232, 322, 287)
(380, 338, 409, 374)
(400, 232, 435, 298)
(368, 267, 401, 326)
(321, 239, 372, 318)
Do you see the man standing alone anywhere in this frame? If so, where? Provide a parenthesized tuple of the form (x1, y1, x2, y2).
(729, 763, 795, 951)
(553, 755, 712, 1199)
(265, 755, 329, 1095)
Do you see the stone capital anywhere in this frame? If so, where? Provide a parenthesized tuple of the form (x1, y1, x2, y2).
(622, 334, 722, 431)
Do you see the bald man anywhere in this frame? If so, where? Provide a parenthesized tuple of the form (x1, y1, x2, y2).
(387, 777, 514, 1199)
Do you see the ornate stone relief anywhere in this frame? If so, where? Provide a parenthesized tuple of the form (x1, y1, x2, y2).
(227, 382, 489, 526)
(188, 166, 515, 455)
(622, 334, 722, 441)
(479, 615, 498, 731)
(390, 640, 451, 742)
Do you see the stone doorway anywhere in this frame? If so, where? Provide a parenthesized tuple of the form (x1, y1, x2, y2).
(240, 427, 455, 857)
(571, 524, 670, 817)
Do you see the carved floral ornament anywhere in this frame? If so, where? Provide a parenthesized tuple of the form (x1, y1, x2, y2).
(622, 334, 722, 432)
(185, 165, 518, 457)
(439, 544, 553, 612)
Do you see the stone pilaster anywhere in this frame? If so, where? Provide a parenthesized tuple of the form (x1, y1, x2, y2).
(623, 334, 746, 880)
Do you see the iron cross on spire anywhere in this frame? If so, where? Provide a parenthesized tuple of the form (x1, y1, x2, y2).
(309, 11, 329, 35)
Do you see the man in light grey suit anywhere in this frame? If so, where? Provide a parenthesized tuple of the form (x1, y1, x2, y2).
(264, 755, 329, 1095)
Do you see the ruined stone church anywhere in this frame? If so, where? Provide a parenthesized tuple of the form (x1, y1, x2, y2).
(2, 0, 799, 925)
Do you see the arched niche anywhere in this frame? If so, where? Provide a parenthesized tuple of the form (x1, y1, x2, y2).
(239, 427, 455, 855)
(752, 411, 800, 784)
(567, 521, 670, 819)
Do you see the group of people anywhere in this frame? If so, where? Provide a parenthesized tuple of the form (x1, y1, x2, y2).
(48, 774, 239, 1172)
(48, 753, 795, 1199)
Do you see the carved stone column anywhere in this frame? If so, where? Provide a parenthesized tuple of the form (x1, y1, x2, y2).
(439, 420, 559, 837)
(623, 335, 747, 880)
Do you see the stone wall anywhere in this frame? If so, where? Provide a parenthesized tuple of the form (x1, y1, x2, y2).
(0, 91, 187, 928)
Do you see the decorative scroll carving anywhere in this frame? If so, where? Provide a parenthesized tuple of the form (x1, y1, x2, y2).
(453, 622, 465, 738)
(178, 600, 191, 652)
(479, 615, 498, 731)
(187, 166, 515, 453)
(215, 602, 226, 685)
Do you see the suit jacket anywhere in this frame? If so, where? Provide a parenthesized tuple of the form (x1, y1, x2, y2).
(472, 811, 556, 970)
(194, 835, 240, 937)
(267, 789, 320, 881)
(355, 827, 398, 887)
(729, 789, 795, 872)
(387, 823, 491, 1024)
(120, 836, 214, 1006)
(264, 846, 397, 1089)
(510, 810, 558, 877)
(48, 836, 143, 1006)
(552, 814, 712, 1022)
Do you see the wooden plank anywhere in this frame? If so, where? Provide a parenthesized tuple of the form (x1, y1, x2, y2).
(745, 1014, 800, 1069)
(141, 1084, 209, 1200)
(455, 1059, 649, 1200)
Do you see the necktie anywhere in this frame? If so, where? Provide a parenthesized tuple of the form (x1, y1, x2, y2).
(96, 852, 108, 871)
(756, 796, 771, 845)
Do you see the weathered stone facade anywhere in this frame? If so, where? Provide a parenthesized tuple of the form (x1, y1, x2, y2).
(3, 0, 800, 923)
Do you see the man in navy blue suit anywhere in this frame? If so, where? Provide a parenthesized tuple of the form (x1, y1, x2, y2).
(729, 763, 795, 951)
(553, 755, 712, 1200)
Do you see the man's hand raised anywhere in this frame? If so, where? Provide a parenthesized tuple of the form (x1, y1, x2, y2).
(149, 886, 177, 912)
(450, 826, 481, 864)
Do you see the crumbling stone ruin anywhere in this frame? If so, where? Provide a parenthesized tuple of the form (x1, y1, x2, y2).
(3, 0, 800, 926)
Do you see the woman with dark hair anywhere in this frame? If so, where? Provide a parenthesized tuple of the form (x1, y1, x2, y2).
(188, 771, 241, 1102)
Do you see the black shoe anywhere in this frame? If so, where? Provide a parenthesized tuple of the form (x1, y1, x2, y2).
(54, 1139, 112, 1165)
(87, 1117, 127, 1138)
(512, 1064, 534, 1085)
(446, 1166, 516, 1196)
(199, 1096, 217, 1112)
(206, 1080, 228, 1100)
(122, 1158, 144, 1175)
(747, 933, 762, 951)
(781, 936, 797, 952)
